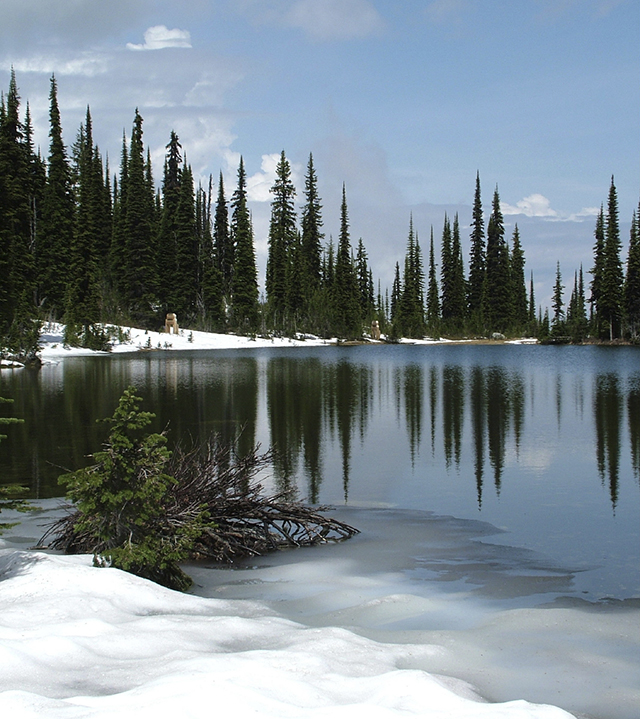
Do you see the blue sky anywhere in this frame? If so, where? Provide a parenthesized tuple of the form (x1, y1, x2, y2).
(2, 0, 639, 308)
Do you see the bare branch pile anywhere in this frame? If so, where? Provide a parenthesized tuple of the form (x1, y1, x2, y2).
(43, 438, 359, 565)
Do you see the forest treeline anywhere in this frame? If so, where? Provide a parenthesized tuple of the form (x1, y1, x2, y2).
(2, 70, 640, 356)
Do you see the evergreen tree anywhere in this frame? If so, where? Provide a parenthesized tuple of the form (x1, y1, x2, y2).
(599, 177, 624, 340)
(156, 131, 182, 310)
(266, 150, 297, 328)
(213, 171, 232, 299)
(173, 164, 199, 321)
(300, 153, 323, 299)
(567, 265, 588, 341)
(440, 213, 454, 327)
(37, 75, 74, 316)
(510, 224, 528, 333)
(0, 70, 39, 353)
(551, 261, 565, 334)
(355, 238, 375, 323)
(624, 204, 640, 338)
(230, 157, 259, 330)
(109, 132, 129, 300)
(65, 108, 103, 346)
(197, 177, 225, 330)
(448, 214, 467, 334)
(528, 272, 537, 336)
(467, 171, 486, 332)
(589, 205, 606, 336)
(332, 185, 361, 339)
(483, 186, 511, 333)
(122, 110, 158, 327)
(59, 387, 196, 591)
(399, 215, 426, 338)
(426, 228, 440, 338)
(390, 261, 401, 328)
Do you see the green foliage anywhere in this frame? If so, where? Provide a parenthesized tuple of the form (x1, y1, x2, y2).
(332, 186, 361, 339)
(467, 171, 486, 333)
(230, 157, 259, 331)
(59, 387, 198, 590)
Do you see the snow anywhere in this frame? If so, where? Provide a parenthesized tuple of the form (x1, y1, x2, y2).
(0, 544, 573, 719)
(27, 323, 538, 363)
(36, 322, 334, 360)
(5, 504, 636, 719)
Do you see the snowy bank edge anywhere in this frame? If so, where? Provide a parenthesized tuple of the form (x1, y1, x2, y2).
(0, 549, 573, 719)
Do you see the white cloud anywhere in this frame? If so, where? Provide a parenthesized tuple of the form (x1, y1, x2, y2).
(235, 0, 384, 40)
(11, 53, 109, 77)
(245, 153, 303, 202)
(127, 25, 192, 51)
(501, 194, 559, 218)
(286, 0, 384, 40)
(501, 194, 601, 223)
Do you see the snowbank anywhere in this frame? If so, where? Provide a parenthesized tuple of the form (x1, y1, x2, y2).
(32, 323, 537, 361)
(36, 322, 333, 360)
(0, 547, 574, 719)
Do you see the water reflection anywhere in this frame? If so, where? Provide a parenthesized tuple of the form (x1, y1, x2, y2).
(629, 374, 640, 482)
(0, 348, 638, 516)
(594, 374, 622, 509)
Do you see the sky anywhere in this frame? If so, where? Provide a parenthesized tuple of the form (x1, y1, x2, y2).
(2, 0, 639, 308)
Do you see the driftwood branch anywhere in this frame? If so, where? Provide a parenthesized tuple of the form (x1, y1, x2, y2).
(42, 437, 359, 564)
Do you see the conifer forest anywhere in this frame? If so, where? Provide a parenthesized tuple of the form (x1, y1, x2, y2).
(2, 70, 640, 357)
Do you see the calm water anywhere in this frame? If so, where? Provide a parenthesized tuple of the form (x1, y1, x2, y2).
(1, 344, 639, 601)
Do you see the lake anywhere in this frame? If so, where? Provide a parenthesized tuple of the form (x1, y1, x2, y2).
(1, 342, 638, 602)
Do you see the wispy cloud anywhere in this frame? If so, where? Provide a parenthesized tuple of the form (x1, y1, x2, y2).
(286, 0, 384, 40)
(235, 0, 384, 40)
(11, 53, 109, 77)
(242, 153, 303, 202)
(501, 193, 600, 222)
(424, 0, 472, 25)
(127, 25, 192, 51)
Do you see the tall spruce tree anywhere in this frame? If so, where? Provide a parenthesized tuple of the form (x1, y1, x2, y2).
(230, 157, 259, 330)
(156, 131, 182, 311)
(123, 110, 158, 327)
(266, 150, 297, 328)
(37, 75, 74, 316)
(332, 185, 361, 339)
(197, 177, 225, 330)
(213, 171, 233, 299)
(300, 153, 323, 300)
(390, 261, 401, 330)
(551, 261, 565, 334)
(599, 177, 624, 339)
(426, 228, 440, 338)
(483, 186, 511, 333)
(440, 214, 454, 328)
(173, 164, 199, 321)
(589, 205, 606, 335)
(0, 69, 38, 352)
(399, 215, 426, 338)
(510, 224, 528, 334)
(65, 108, 103, 345)
(356, 238, 375, 323)
(625, 204, 640, 338)
(448, 214, 467, 334)
(109, 132, 129, 301)
(467, 171, 485, 332)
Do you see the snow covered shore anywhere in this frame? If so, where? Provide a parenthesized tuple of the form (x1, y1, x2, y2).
(29, 322, 537, 362)
(4, 505, 639, 719)
(0, 506, 575, 719)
